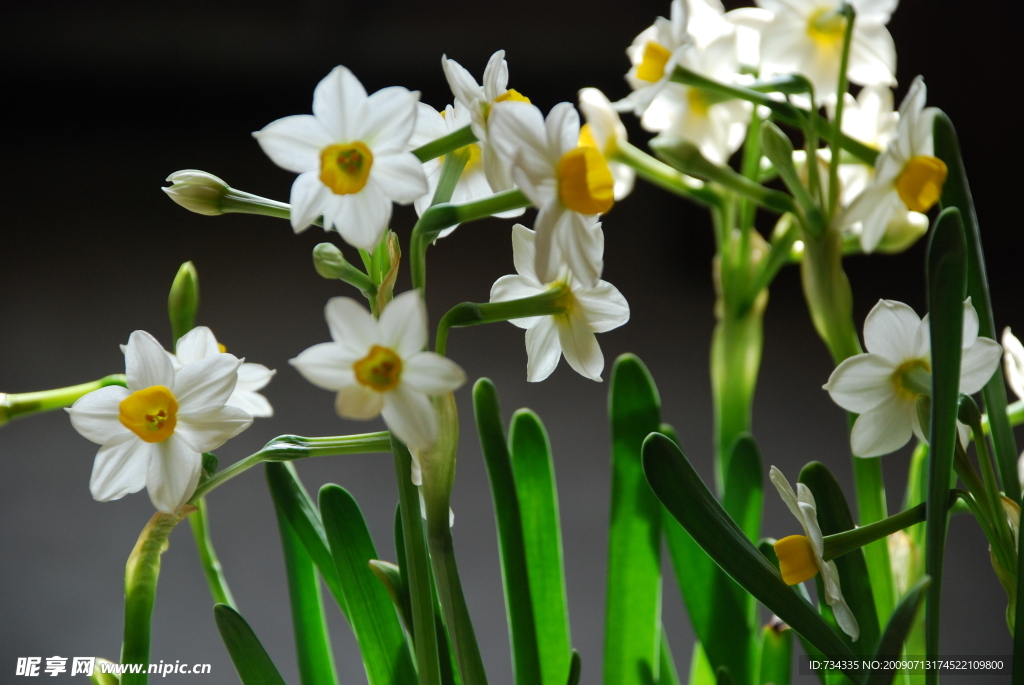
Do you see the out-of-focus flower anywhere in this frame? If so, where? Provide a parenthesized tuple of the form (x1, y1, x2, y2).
(254, 66, 427, 250)
(169, 327, 275, 418)
(490, 224, 629, 382)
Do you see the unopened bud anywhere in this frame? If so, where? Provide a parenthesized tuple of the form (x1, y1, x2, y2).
(163, 170, 230, 216)
(313, 242, 350, 280)
(168, 261, 200, 346)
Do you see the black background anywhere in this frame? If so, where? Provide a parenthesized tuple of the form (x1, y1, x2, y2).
(1, 0, 1021, 682)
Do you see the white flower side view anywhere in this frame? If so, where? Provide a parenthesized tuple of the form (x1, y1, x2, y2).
(489, 101, 615, 288)
(1001, 328, 1024, 402)
(770, 466, 860, 640)
(169, 326, 276, 417)
(442, 50, 531, 194)
(254, 66, 427, 251)
(490, 223, 629, 382)
(825, 299, 1002, 458)
(290, 291, 466, 451)
(618, 0, 694, 119)
(68, 331, 253, 513)
(838, 76, 945, 253)
(756, 0, 897, 102)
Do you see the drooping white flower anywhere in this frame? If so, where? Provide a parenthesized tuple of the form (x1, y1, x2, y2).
(290, 291, 466, 451)
(409, 100, 522, 236)
(253, 66, 427, 250)
(490, 223, 629, 382)
(577, 88, 635, 201)
(441, 50, 531, 193)
(837, 77, 944, 253)
(825, 299, 1002, 458)
(1001, 328, 1024, 402)
(770, 466, 860, 641)
(755, 0, 897, 102)
(488, 102, 615, 288)
(68, 331, 253, 513)
(169, 327, 276, 418)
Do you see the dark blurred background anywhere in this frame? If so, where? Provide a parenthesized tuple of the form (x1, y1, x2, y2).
(2, 0, 1022, 682)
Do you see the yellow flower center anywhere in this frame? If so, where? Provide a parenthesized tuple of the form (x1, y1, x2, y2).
(119, 385, 178, 443)
(807, 7, 847, 46)
(687, 87, 710, 117)
(891, 358, 931, 401)
(775, 535, 819, 585)
(320, 142, 374, 195)
(636, 41, 672, 82)
(353, 345, 403, 392)
(495, 89, 531, 104)
(557, 146, 615, 215)
(217, 343, 227, 353)
(578, 123, 599, 150)
(895, 155, 947, 213)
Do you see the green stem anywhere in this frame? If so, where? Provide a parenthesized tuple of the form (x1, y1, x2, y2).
(852, 456, 896, 621)
(187, 497, 235, 608)
(960, 397, 1015, 560)
(435, 285, 570, 356)
(121, 507, 194, 685)
(827, 4, 856, 219)
(0, 374, 127, 425)
(609, 141, 721, 207)
(413, 125, 478, 163)
(189, 433, 392, 502)
(749, 214, 799, 296)
(410, 189, 532, 293)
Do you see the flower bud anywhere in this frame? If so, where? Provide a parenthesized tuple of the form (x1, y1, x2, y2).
(312, 242, 351, 280)
(168, 261, 199, 346)
(163, 170, 230, 216)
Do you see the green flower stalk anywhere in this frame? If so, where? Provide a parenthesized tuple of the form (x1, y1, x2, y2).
(0, 375, 127, 426)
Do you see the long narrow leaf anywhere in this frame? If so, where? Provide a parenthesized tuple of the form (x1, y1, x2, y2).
(642, 433, 863, 683)
(273, 500, 339, 685)
(687, 643, 715, 685)
(605, 354, 664, 685)
(509, 408, 572, 685)
(472, 380, 544, 685)
(320, 485, 417, 685)
(799, 462, 880, 655)
(934, 113, 1019, 501)
(213, 604, 288, 685)
(722, 435, 763, 544)
(865, 577, 930, 685)
(924, 208, 967, 681)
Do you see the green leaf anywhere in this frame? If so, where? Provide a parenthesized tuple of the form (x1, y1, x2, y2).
(566, 651, 582, 685)
(723, 434, 763, 545)
(604, 354, 664, 685)
(272, 502, 339, 685)
(213, 604, 288, 685)
(509, 409, 573, 685)
(759, 623, 793, 685)
(319, 484, 417, 685)
(687, 643, 715, 685)
(934, 112, 1019, 501)
(798, 462, 881, 655)
(472, 380, 544, 685)
(924, 207, 967, 677)
(370, 560, 411, 630)
(642, 433, 864, 683)
(265, 463, 348, 619)
(865, 577, 930, 685)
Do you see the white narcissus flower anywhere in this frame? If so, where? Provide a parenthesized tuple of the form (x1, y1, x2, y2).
(409, 100, 523, 236)
(489, 102, 615, 288)
(577, 88, 635, 201)
(755, 0, 897, 102)
(825, 299, 1002, 458)
(442, 50, 531, 193)
(169, 327, 276, 418)
(253, 66, 427, 251)
(770, 466, 860, 640)
(490, 224, 629, 382)
(838, 77, 945, 253)
(1001, 328, 1024, 402)
(290, 291, 466, 451)
(68, 331, 253, 513)
(619, 0, 694, 117)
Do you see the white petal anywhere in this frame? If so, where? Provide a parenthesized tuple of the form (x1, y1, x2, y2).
(125, 331, 175, 392)
(545, 102, 580, 157)
(147, 437, 202, 513)
(768, 466, 802, 521)
(335, 383, 385, 420)
(228, 390, 274, 418)
(849, 184, 902, 253)
(68, 385, 132, 445)
(961, 298, 980, 349)
(382, 385, 438, 451)
(850, 395, 915, 457)
(290, 342, 358, 391)
(326, 181, 392, 251)
(556, 313, 604, 381)
(358, 87, 419, 153)
(525, 317, 562, 382)
(379, 291, 428, 358)
(533, 202, 569, 285)
(510, 223, 541, 282)
(823, 561, 860, 640)
(90, 434, 150, 502)
(174, 354, 242, 412)
(824, 353, 897, 413)
(847, 23, 896, 88)
(236, 363, 276, 392)
(1003, 328, 1024, 401)
(862, 299, 922, 362)
(959, 338, 1002, 395)
(372, 152, 429, 204)
(289, 171, 331, 233)
(482, 141, 517, 193)
(175, 405, 253, 453)
(325, 296, 379, 353)
(313, 66, 367, 141)
(489, 103, 557, 189)
(174, 326, 220, 364)
(573, 280, 630, 333)
(442, 56, 484, 113)
(402, 352, 466, 395)
(490, 275, 547, 329)
(482, 50, 509, 101)
(558, 213, 604, 289)
(253, 114, 331, 174)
